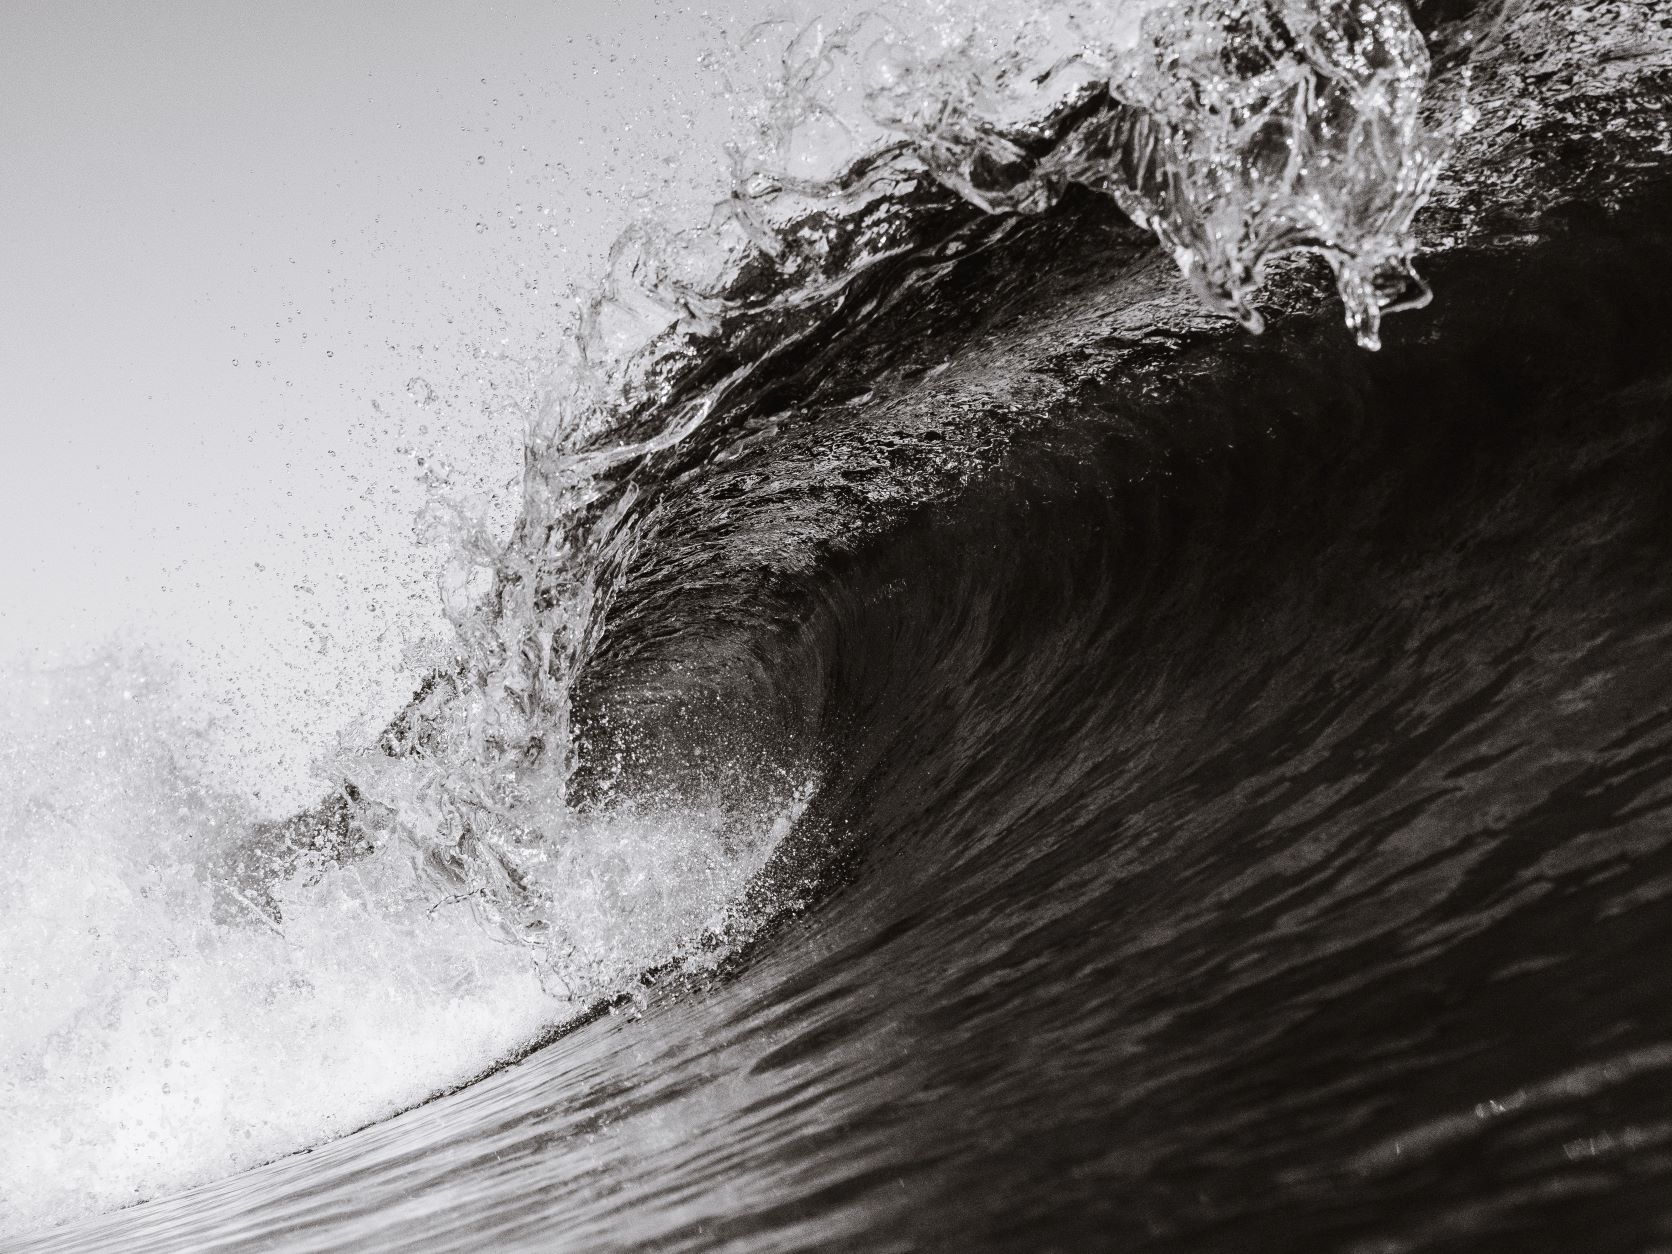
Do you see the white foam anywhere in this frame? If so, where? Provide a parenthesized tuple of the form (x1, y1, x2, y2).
(0, 655, 802, 1237)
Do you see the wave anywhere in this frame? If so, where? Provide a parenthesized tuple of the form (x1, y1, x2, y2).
(7, 0, 1671, 1242)
(343, 0, 1448, 966)
(21, 180, 1672, 1253)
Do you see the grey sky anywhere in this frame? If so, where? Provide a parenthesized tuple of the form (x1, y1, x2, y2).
(0, 0, 787, 804)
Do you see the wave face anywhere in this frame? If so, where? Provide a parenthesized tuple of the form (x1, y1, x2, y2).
(8, 0, 1672, 1247)
(24, 192, 1672, 1253)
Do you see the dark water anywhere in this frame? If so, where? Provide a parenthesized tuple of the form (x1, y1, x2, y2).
(24, 186, 1672, 1251)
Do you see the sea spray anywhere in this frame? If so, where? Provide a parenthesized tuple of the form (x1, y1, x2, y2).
(0, 652, 808, 1234)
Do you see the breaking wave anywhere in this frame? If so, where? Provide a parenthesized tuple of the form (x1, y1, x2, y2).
(17, 0, 1672, 1247)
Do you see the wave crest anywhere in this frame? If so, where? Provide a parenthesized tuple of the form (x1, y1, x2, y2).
(370, 0, 1448, 968)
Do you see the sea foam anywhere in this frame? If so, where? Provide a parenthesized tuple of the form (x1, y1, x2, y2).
(0, 655, 801, 1235)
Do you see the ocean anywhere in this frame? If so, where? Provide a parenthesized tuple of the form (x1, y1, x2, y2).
(7, 0, 1672, 1249)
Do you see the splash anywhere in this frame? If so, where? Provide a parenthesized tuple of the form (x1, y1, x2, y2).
(0, 654, 806, 1234)
(733, 0, 1445, 346)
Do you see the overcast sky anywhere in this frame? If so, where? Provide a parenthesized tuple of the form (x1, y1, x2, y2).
(0, 0, 803, 803)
